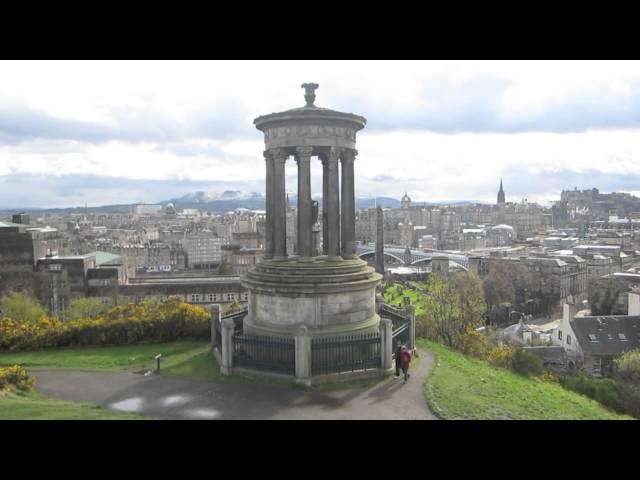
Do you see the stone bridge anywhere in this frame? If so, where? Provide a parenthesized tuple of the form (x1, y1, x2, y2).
(356, 245, 469, 271)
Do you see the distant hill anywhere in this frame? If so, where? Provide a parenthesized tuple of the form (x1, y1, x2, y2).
(0, 191, 486, 215)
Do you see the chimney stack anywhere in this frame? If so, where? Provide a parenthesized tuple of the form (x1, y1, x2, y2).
(563, 298, 578, 322)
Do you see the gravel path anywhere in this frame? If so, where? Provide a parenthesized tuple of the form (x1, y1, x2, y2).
(33, 349, 436, 420)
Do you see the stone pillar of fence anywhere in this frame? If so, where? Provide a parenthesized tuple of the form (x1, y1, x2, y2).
(380, 318, 393, 371)
(375, 293, 384, 314)
(405, 304, 416, 350)
(295, 325, 312, 387)
(210, 304, 221, 350)
(220, 317, 235, 375)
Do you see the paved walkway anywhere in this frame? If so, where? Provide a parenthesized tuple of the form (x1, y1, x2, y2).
(33, 349, 437, 420)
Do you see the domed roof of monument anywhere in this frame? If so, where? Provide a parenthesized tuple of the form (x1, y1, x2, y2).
(401, 192, 411, 202)
(254, 83, 366, 131)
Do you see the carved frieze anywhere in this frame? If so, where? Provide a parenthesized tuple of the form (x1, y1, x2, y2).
(264, 125, 356, 142)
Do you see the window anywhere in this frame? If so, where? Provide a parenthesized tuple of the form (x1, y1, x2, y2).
(567, 335, 571, 345)
(558, 330, 563, 341)
(190, 294, 201, 303)
(49, 263, 62, 271)
(588, 334, 598, 342)
(607, 333, 613, 340)
(619, 333, 628, 341)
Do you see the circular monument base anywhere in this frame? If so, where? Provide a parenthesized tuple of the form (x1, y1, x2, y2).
(240, 257, 382, 338)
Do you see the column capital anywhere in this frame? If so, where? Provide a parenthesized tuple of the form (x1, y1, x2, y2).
(295, 146, 313, 159)
(267, 147, 288, 161)
(327, 146, 344, 162)
(341, 148, 358, 163)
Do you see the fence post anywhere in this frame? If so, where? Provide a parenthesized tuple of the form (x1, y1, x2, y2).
(380, 318, 393, 371)
(220, 317, 235, 375)
(375, 293, 384, 315)
(406, 304, 416, 350)
(295, 325, 312, 387)
(210, 304, 220, 350)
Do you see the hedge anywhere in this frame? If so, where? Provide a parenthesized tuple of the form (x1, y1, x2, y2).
(0, 299, 211, 351)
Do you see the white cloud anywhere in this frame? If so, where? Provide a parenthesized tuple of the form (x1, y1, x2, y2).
(2, 60, 640, 208)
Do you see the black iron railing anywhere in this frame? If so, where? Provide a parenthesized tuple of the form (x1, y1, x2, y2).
(311, 333, 381, 376)
(232, 334, 295, 375)
(391, 320, 410, 355)
(380, 303, 408, 323)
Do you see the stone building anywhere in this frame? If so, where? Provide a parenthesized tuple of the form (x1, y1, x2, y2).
(90, 275, 248, 308)
(182, 235, 226, 270)
(0, 221, 65, 295)
(552, 295, 640, 376)
(35, 251, 126, 316)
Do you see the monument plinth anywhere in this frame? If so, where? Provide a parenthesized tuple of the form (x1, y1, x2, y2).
(241, 84, 382, 338)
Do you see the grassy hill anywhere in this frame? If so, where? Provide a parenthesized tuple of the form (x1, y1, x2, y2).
(420, 339, 631, 420)
(0, 391, 148, 420)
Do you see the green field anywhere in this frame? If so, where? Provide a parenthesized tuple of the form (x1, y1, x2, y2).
(0, 341, 219, 379)
(384, 283, 429, 315)
(0, 390, 148, 420)
(420, 339, 631, 420)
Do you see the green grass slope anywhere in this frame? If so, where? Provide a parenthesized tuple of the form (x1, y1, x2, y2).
(420, 339, 631, 420)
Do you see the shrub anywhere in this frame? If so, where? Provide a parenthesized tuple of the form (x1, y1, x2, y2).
(486, 344, 514, 369)
(511, 348, 544, 376)
(0, 297, 211, 351)
(460, 326, 487, 359)
(560, 374, 640, 418)
(0, 291, 47, 323)
(0, 365, 35, 391)
(614, 349, 640, 384)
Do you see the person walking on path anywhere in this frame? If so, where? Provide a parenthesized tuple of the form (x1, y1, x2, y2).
(395, 341, 402, 377)
(400, 345, 413, 383)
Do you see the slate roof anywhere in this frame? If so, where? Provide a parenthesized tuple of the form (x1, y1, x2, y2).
(522, 346, 567, 364)
(570, 315, 640, 357)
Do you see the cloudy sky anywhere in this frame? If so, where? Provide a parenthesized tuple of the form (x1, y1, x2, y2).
(1, 60, 640, 209)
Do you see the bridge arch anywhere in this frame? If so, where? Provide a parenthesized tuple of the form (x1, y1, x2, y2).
(357, 251, 406, 265)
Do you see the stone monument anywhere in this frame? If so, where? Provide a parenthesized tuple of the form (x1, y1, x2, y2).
(241, 84, 383, 338)
(375, 205, 385, 275)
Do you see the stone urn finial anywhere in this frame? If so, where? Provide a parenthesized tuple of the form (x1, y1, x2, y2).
(301, 82, 319, 107)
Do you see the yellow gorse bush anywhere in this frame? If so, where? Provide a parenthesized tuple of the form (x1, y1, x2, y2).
(0, 297, 212, 351)
(486, 344, 515, 369)
(0, 365, 35, 391)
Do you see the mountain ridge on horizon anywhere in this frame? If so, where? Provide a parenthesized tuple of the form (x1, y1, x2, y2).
(0, 189, 489, 214)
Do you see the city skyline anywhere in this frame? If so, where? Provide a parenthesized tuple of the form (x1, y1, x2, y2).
(2, 60, 640, 208)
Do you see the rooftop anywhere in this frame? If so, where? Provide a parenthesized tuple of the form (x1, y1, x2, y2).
(570, 315, 640, 356)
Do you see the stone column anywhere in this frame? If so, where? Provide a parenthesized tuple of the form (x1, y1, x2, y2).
(321, 156, 328, 255)
(326, 147, 342, 261)
(220, 317, 235, 375)
(210, 304, 220, 350)
(294, 325, 311, 387)
(375, 205, 385, 275)
(380, 318, 393, 371)
(340, 149, 357, 258)
(375, 293, 384, 315)
(263, 151, 274, 259)
(271, 148, 288, 260)
(296, 146, 313, 261)
(406, 304, 416, 350)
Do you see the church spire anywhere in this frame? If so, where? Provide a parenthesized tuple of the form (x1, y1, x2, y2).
(497, 177, 506, 205)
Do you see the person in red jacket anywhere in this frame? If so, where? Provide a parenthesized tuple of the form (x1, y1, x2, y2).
(400, 345, 413, 383)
